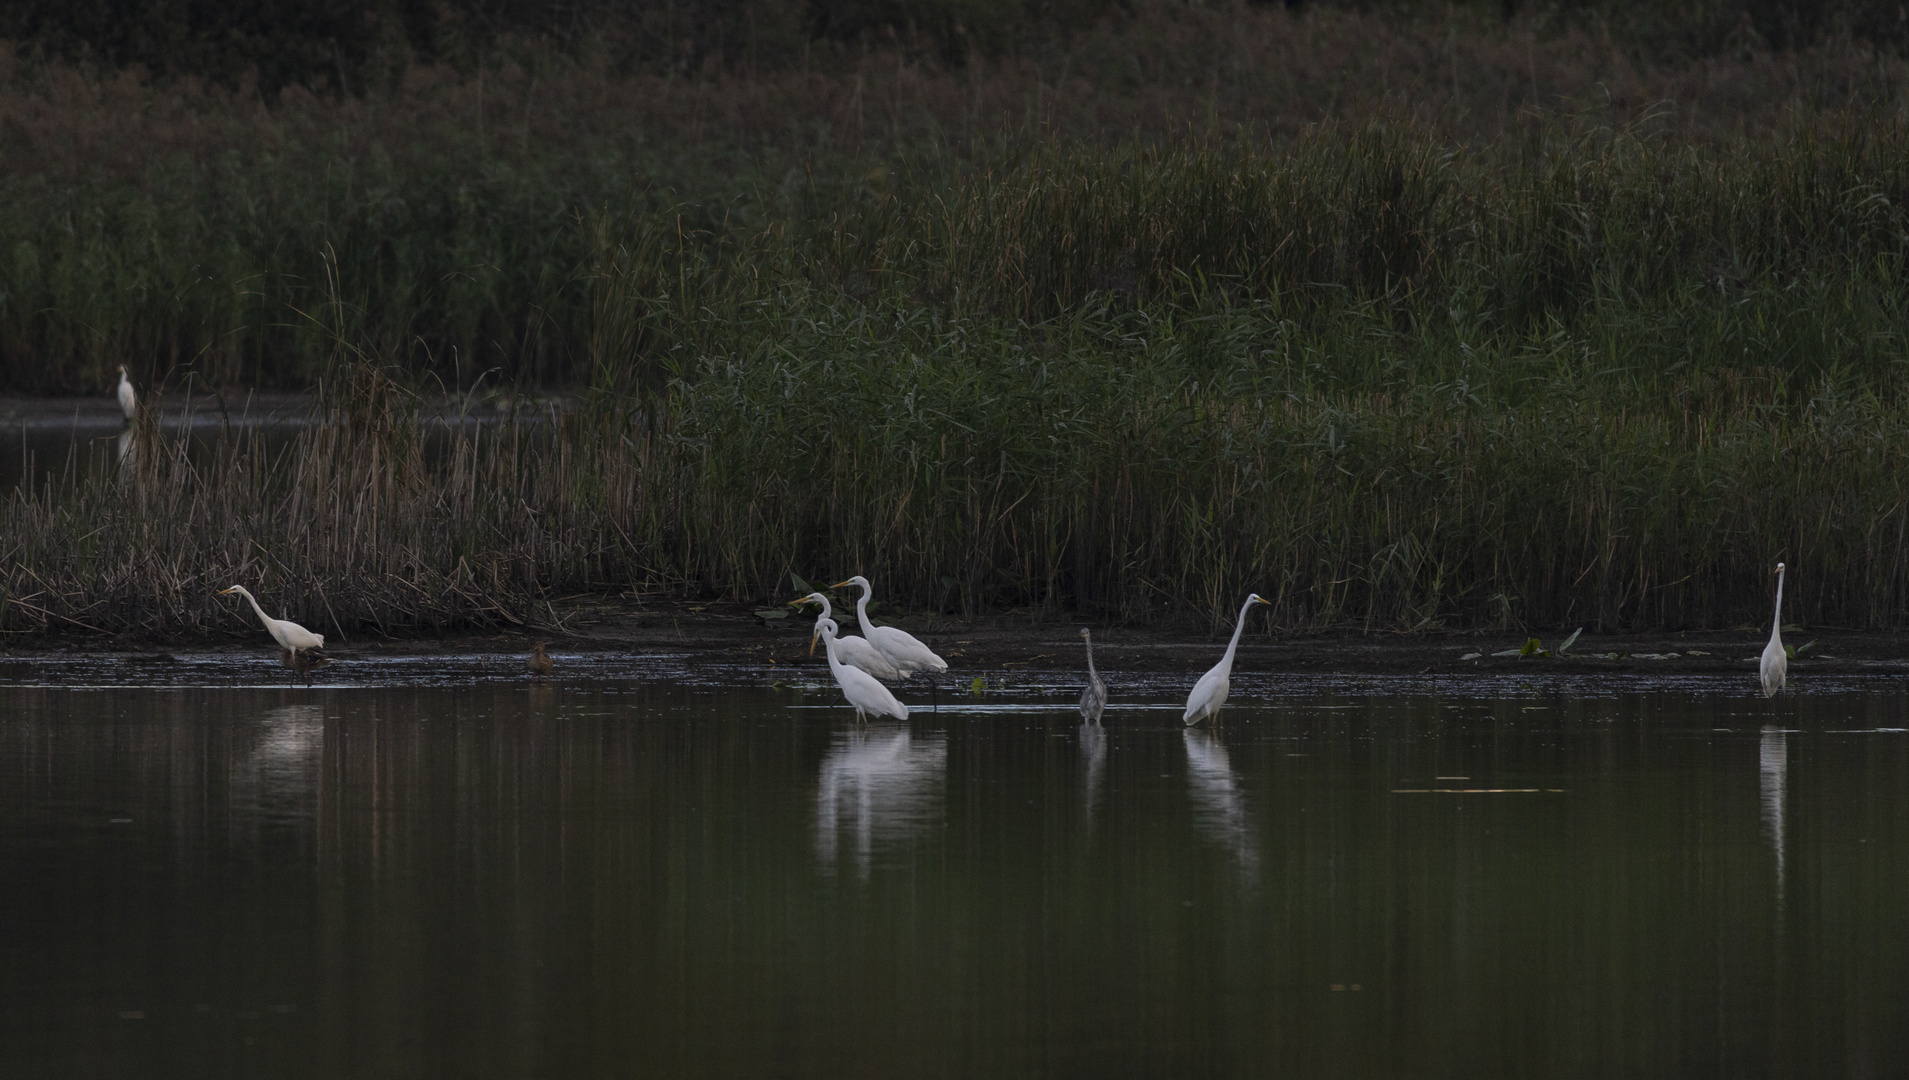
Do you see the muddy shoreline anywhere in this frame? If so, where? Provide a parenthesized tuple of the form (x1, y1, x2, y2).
(5, 597, 1907, 681)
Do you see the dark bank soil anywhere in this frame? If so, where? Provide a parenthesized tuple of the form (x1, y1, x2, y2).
(7, 595, 1907, 681)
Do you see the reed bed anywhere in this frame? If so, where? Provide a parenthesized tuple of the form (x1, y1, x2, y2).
(6, 270, 1908, 636)
(9, 96, 1909, 632)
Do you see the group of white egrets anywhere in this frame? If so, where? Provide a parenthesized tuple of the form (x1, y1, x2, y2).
(213, 561, 1796, 709)
(789, 580, 1276, 726)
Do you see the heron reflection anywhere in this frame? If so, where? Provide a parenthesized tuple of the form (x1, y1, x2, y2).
(814, 725, 947, 875)
(1079, 721, 1107, 831)
(1760, 725, 1787, 907)
(1183, 728, 1258, 877)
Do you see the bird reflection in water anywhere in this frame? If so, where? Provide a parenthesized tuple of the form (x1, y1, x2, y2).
(1079, 721, 1107, 832)
(814, 725, 947, 877)
(1183, 728, 1259, 878)
(1760, 724, 1788, 908)
(230, 704, 326, 837)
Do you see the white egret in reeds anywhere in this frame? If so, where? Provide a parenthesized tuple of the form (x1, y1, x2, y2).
(220, 586, 325, 659)
(815, 617, 910, 722)
(1183, 594, 1272, 725)
(528, 642, 553, 681)
(1078, 627, 1107, 723)
(830, 576, 947, 677)
(1760, 562, 1787, 698)
(115, 365, 137, 420)
(790, 593, 903, 682)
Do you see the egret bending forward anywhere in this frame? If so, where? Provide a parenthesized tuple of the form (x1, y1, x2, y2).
(220, 586, 325, 659)
(115, 365, 137, 420)
(790, 592, 904, 682)
(1183, 594, 1272, 725)
(815, 617, 910, 722)
(1760, 562, 1788, 698)
(1078, 627, 1107, 723)
(830, 576, 947, 677)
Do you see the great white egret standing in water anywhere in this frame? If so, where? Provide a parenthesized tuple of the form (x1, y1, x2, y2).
(1183, 594, 1272, 725)
(1078, 627, 1107, 723)
(115, 365, 137, 420)
(790, 592, 903, 682)
(1760, 562, 1788, 698)
(220, 586, 325, 660)
(830, 576, 947, 677)
(815, 617, 910, 722)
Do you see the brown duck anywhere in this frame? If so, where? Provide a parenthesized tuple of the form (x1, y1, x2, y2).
(528, 642, 554, 680)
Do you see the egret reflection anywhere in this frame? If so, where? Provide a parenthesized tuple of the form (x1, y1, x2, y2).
(230, 704, 326, 837)
(814, 725, 947, 875)
(1183, 728, 1258, 877)
(1760, 725, 1787, 906)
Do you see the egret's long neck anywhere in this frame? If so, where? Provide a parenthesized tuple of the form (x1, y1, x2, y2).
(856, 582, 873, 629)
(239, 589, 273, 630)
(1769, 570, 1786, 644)
(814, 596, 832, 620)
(822, 631, 846, 675)
(1083, 633, 1098, 680)
(1220, 599, 1255, 669)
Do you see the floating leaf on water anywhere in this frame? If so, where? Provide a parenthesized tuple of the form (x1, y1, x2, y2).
(1684, 648, 1710, 655)
(754, 609, 790, 620)
(969, 676, 987, 694)
(1459, 652, 1483, 661)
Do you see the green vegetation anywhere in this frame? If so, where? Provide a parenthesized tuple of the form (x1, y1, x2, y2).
(5, 6, 1909, 636)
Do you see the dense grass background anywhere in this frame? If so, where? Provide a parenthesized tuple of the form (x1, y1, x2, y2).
(5, 6, 1909, 636)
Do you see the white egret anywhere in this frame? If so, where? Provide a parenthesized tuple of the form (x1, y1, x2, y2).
(815, 617, 910, 722)
(789, 592, 904, 682)
(830, 576, 947, 676)
(1183, 593, 1272, 725)
(528, 642, 553, 680)
(1760, 562, 1787, 698)
(1078, 627, 1107, 723)
(219, 586, 325, 658)
(115, 365, 137, 420)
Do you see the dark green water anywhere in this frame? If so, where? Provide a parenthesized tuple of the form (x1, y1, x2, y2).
(1, 662, 1906, 1078)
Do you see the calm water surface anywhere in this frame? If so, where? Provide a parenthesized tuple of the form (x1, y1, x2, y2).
(1, 659, 1906, 1078)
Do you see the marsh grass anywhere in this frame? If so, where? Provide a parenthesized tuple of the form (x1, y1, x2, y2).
(7, 57, 1909, 632)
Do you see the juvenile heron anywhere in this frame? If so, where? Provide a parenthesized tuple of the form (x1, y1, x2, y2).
(1078, 627, 1107, 723)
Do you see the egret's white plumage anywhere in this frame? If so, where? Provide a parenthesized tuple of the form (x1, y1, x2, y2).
(791, 592, 904, 682)
(1078, 627, 1107, 723)
(816, 617, 910, 722)
(832, 576, 947, 676)
(115, 365, 137, 420)
(1760, 562, 1788, 699)
(220, 586, 325, 656)
(1183, 594, 1272, 725)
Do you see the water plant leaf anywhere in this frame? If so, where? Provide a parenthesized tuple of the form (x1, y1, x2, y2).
(790, 573, 813, 595)
(1555, 628, 1583, 656)
(1518, 637, 1548, 658)
(754, 609, 790, 620)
